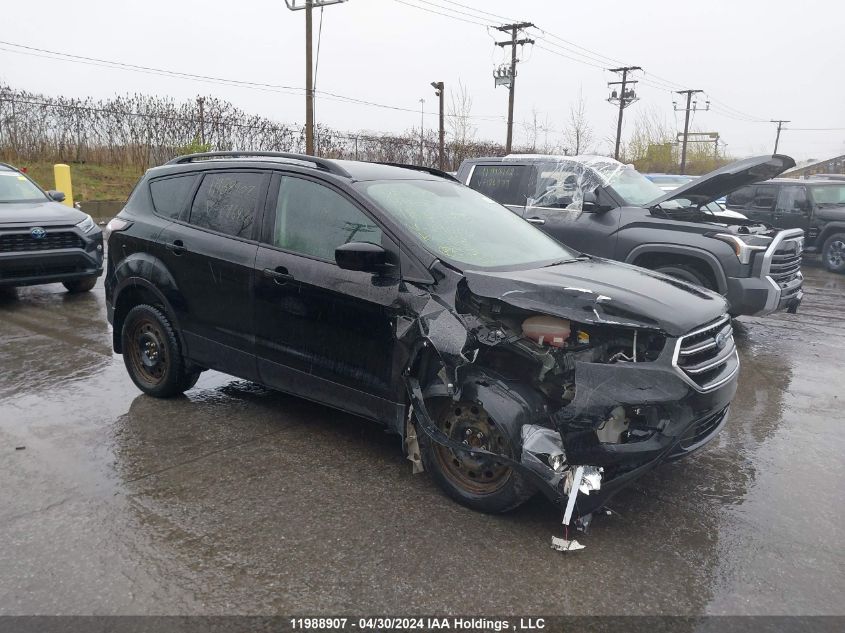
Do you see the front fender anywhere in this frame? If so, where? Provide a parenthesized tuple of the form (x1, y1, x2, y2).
(626, 242, 730, 293)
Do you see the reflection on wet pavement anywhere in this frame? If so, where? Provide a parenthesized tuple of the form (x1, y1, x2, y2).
(1, 267, 843, 615)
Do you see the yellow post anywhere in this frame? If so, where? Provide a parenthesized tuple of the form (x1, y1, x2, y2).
(53, 164, 74, 207)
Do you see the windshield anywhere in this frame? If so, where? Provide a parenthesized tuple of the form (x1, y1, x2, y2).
(607, 168, 669, 206)
(811, 185, 845, 205)
(0, 171, 47, 202)
(358, 179, 579, 269)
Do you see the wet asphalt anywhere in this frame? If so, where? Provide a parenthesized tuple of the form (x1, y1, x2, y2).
(0, 263, 843, 616)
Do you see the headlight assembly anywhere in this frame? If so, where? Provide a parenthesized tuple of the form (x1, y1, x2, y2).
(76, 214, 97, 234)
(709, 233, 771, 265)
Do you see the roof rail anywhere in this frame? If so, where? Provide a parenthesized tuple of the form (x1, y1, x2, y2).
(376, 162, 459, 182)
(165, 151, 351, 177)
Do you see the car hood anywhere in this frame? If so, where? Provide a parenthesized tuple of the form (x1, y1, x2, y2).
(463, 258, 727, 337)
(648, 154, 796, 207)
(0, 200, 87, 226)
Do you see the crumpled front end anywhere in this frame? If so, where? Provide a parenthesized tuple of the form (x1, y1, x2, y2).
(403, 269, 738, 524)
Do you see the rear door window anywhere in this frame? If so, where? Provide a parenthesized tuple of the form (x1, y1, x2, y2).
(188, 172, 264, 239)
(149, 174, 198, 219)
(468, 164, 527, 206)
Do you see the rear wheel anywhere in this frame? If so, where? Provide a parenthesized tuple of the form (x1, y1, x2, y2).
(121, 304, 199, 397)
(822, 234, 845, 273)
(63, 277, 97, 293)
(418, 399, 535, 513)
(653, 264, 711, 289)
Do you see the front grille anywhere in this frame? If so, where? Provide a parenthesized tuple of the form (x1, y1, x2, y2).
(768, 238, 803, 285)
(0, 231, 84, 253)
(674, 315, 739, 391)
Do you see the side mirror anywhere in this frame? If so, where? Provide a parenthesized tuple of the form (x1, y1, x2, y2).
(335, 241, 387, 273)
(582, 190, 610, 212)
(47, 190, 66, 202)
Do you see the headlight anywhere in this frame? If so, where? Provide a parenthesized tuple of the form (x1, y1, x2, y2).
(709, 233, 771, 265)
(76, 214, 96, 234)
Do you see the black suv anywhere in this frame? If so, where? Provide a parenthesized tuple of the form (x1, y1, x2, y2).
(106, 151, 738, 523)
(725, 178, 845, 273)
(0, 162, 103, 292)
(457, 155, 805, 316)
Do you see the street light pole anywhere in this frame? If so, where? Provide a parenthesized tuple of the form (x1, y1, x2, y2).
(431, 81, 444, 170)
(418, 98, 425, 165)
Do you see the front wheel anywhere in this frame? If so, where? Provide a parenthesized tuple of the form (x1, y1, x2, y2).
(121, 304, 198, 398)
(63, 276, 98, 293)
(418, 399, 535, 513)
(822, 233, 845, 273)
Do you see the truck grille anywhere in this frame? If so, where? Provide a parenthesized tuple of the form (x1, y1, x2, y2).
(768, 238, 803, 285)
(673, 315, 739, 391)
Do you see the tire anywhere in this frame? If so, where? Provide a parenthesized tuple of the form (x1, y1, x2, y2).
(653, 264, 711, 289)
(63, 276, 98, 293)
(417, 399, 535, 513)
(121, 304, 197, 398)
(822, 233, 845, 273)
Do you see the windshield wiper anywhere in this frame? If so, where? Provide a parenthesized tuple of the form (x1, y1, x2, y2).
(542, 255, 589, 268)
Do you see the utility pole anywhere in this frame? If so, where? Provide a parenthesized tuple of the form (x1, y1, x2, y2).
(431, 81, 445, 170)
(197, 97, 206, 145)
(674, 90, 707, 174)
(284, 0, 346, 155)
(607, 66, 641, 161)
(495, 22, 534, 153)
(771, 120, 790, 154)
(418, 98, 425, 165)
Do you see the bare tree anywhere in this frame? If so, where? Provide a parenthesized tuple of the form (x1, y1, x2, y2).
(446, 79, 477, 166)
(564, 90, 594, 155)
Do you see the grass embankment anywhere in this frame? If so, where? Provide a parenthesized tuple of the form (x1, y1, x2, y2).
(3, 160, 143, 202)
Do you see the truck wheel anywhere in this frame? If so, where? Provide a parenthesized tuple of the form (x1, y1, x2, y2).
(822, 234, 845, 273)
(418, 399, 535, 513)
(121, 304, 197, 398)
(653, 264, 711, 289)
(63, 277, 97, 293)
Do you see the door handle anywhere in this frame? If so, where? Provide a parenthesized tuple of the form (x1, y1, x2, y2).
(262, 266, 294, 284)
(166, 239, 187, 255)
(526, 217, 546, 225)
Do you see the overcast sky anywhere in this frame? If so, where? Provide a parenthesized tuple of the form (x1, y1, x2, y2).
(1, 0, 842, 162)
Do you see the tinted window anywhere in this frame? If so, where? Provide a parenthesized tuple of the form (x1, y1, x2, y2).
(149, 175, 197, 219)
(189, 172, 262, 238)
(752, 185, 777, 210)
(272, 176, 382, 261)
(468, 165, 527, 206)
(726, 186, 754, 206)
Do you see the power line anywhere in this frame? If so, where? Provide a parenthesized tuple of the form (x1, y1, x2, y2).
(390, 0, 491, 27)
(0, 40, 505, 121)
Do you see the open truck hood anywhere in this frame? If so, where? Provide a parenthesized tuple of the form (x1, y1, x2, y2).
(463, 257, 728, 337)
(647, 154, 796, 208)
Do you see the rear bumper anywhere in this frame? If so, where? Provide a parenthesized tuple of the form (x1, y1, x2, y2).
(0, 229, 103, 287)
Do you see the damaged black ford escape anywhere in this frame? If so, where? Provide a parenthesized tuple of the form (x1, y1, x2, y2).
(106, 152, 738, 522)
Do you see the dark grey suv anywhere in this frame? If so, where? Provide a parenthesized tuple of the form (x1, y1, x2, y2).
(0, 162, 103, 292)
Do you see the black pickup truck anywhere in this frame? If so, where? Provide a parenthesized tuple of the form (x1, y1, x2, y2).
(457, 154, 804, 317)
(725, 178, 845, 273)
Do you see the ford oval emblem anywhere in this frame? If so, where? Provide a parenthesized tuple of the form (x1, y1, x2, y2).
(30, 227, 47, 240)
(715, 326, 731, 350)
